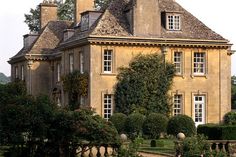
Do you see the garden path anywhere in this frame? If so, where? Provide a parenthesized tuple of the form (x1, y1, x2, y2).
(139, 152, 172, 157)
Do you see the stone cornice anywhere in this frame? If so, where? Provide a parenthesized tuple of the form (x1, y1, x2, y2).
(87, 35, 231, 48)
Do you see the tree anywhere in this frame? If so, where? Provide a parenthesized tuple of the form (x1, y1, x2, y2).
(114, 53, 175, 115)
(25, 0, 111, 32)
(232, 76, 236, 109)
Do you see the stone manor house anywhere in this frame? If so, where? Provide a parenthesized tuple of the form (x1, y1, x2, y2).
(9, 0, 233, 125)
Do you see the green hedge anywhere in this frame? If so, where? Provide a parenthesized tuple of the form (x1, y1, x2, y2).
(197, 124, 236, 140)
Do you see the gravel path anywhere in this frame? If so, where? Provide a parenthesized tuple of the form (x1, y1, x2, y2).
(139, 152, 172, 157)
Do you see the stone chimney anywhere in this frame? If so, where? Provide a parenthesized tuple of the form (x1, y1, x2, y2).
(132, 0, 161, 37)
(39, 1, 58, 29)
(74, 0, 94, 26)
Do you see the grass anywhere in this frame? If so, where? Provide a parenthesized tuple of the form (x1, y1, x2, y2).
(139, 139, 175, 156)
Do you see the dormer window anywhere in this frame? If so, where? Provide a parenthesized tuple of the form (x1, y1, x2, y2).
(81, 14, 89, 31)
(167, 14, 181, 31)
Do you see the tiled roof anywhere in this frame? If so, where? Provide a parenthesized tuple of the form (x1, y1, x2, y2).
(11, 21, 72, 60)
(90, 0, 225, 40)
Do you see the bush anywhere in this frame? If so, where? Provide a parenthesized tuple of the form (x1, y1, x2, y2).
(167, 115, 196, 137)
(178, 135, 210, 157)
(223, 111, 236, 125)
(142, 113, 168, 139)
(125, 113, 145, 140)
(109, 113, 127, 134)
(150, 140, 156, 147)
(197, 124, 236, 140)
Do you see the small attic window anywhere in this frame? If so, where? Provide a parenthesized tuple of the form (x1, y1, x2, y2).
(166, 14, 181, 31)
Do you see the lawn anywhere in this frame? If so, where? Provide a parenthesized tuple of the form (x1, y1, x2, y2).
(139, 139, 175, 156)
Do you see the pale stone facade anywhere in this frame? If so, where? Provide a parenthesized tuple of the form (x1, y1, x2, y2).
(9, 0, 233, 124)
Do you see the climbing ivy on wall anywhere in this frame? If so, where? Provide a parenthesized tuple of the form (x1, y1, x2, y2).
(62, 71, 88, 110)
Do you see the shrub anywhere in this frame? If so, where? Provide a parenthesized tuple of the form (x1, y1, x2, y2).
(178, 135, 210, 157)
(197, 124, 236, 140)
(125, 113, 145, 140)
(223, 111, 236, 125)
(167, 115, 196, 137)
(150, 140, 156, 147)
(142, 113, 168, 139)
(109, 113, 127, 134)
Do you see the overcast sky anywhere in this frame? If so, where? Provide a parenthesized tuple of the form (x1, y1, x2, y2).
(0, 0, 235, 76)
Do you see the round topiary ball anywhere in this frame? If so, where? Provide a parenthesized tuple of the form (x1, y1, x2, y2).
(109, 113, 127, 134)
(142, 113, 168, 139)
(223, 111, 236, 125)
(167, 115, 196, 137)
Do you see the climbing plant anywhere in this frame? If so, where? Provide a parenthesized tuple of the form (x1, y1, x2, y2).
(62, 71, 89, 110)
(114, 53, 175, 115)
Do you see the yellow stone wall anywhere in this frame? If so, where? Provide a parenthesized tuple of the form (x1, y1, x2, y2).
(87, 44, 231, 123)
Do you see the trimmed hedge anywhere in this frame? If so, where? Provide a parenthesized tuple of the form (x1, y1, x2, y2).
(197, 124, 236, 140)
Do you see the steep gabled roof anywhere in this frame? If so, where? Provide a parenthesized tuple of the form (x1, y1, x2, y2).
(11, 21, 72, 60)
(89, 0, 226, 41)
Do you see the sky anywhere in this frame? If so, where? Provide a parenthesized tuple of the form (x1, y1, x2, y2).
(0, 0, 235, 76)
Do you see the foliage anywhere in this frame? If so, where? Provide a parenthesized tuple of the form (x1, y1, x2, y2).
(197, 124, 236, 140)
(142, 113, 168, 139)
(109, 113, 127, 134)
(223, 111, 236, 125)
(167, 115, 196, 137)
(231, 76, 236, 109)
(0, 81, 120, 156)
(24, 0, 111, 32)
(24, 6, 40, 32)
(62, 71, 89, 110)
(176, 135, 210, 157)
(114, 54, 175, 115)
(125, 113, 145, 140)
(95, 0, 111, 10)
(57, 0, 74, 21)
(118, 137, 143, 157)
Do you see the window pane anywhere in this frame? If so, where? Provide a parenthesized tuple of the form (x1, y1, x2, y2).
(174, 52, 182, 74)
(104, 94, 113, 121)
(193, 52, 205, 75)
(173, 94, 182, 115)
(104, 50, 113, 73)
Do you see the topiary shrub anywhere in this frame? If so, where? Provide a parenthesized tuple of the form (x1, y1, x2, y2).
(109, 113, 127, 134)
(125, 113, 145, 140)
(150, 140, 156, 147)
(223, 111, 236, 125)
(167, 115, 196, 137)
(142, 113, 168, 139)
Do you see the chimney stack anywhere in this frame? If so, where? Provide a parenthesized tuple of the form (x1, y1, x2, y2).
(74, 0, 94, 26)
(132, 0, 161, 37)
(39, 1, 58, 29)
